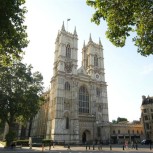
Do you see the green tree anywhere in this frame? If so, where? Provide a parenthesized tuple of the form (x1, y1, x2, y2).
(117, 117, 128, 123)
(0, 0, 28, 65)
(0, 62, 44, 146)
(86, 0, 153, 56)
(112, 117, 128, 124)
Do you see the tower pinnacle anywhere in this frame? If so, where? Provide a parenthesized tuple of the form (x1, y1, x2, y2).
(74, 26, 77, 35)
(89, 33, 92, 42)
(61, 21, 65, 31)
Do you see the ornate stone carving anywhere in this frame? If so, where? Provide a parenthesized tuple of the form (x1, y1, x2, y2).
(65, 62, 73, 73)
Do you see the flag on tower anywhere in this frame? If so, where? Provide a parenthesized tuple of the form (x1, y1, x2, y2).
(67, 18, 71, 21)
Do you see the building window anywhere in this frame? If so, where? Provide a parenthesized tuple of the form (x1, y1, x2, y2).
(94, 55, 98, 66)
(66, 44, 71, 58)
(65, 82, 70, 90)
(118, 130, 120, 134)
(86, 57, 88, 68)
(96, 88, 100, 97)
(128, 130, 130, 134)
(144, 115, 148, 120)
(137, 130, 139, 134)
(146, 123, 150, 130)
(66, 117, 69, 129)
(113, 130, 116, 134)
(79, 86, 89, 113)
(132, 130, 134, 134)
(152, 115, 153, 120)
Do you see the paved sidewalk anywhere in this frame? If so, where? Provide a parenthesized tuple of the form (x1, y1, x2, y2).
(0, 143, 153, 153)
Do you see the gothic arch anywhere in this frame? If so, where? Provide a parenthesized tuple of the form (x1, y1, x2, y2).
(65, 81, 70, 90)
(66, 44, 71, 58)
(63, 110, 70, 129)
(96, 88, 100, 97)
(79, 85, 89, 114)
(82, 129, 91, 143)
(94, 54, 98, 66)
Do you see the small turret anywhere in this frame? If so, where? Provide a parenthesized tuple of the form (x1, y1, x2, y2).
(61, 21, 65, 31)
(89, 33, 92, 42)
(99, 38, 102, 46)
(83, 40, 85, 48)
(74, 26, 77, 35)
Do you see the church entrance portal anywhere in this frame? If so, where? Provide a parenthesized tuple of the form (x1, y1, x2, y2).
(82, 130, 91, 144)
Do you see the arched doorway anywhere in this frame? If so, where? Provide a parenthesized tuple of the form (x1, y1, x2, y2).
(82, 130, 91, 144)
(82, 132, 86, 144)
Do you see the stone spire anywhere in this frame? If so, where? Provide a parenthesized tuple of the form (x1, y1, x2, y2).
(99, 37, 102, 46)
(74, 26, 77, 35)
(89, 33, 92, 42)
(83, 40, 85, 48)
(61, 21, 65, 31)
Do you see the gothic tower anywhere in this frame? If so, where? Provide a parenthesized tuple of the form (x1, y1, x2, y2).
(46, 22, 109, 143)
(46, 22, 80, 142)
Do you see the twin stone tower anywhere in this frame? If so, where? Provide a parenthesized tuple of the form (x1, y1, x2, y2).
(43, 22, 109, 143)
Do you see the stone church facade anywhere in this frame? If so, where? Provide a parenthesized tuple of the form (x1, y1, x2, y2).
(44, 22, 109, 144)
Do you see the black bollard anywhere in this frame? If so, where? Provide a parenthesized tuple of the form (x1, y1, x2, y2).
(123, 144, 124, 150)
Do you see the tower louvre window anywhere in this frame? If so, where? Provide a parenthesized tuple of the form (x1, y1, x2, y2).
(65, 82, 70, 90)
(79, 86, 89, 113)
(94, 55, 98, 66)
(96, 88, 100, 97)
(66, 44, 71, 58)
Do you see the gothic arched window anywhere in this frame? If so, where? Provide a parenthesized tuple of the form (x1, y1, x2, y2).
(96, 88, 100, 97)
(79, 86, 89, 113)
(94, 55, 98, 66)
(65, 82, 70, 90)
(66, 44, 71, 58)
(66, 117, 69, 129)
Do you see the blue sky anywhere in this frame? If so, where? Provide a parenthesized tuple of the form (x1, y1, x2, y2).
(23, 0, 153, 122)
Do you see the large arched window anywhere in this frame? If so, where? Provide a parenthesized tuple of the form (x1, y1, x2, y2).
(65, 82, 70, 90)
(94, 55, 98, 66)
(66, 44, 71, 58)
(79, 86, 89, 113)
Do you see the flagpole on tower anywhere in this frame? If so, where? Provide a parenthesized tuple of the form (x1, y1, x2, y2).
(67, 18, 71, 31)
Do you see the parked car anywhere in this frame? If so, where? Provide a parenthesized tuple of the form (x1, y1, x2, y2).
(141, 139, 152, 145)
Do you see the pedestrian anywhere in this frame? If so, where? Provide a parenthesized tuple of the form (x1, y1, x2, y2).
(131, 141, 134, 149)
(150, 141, 152, 150)
(97, 141, 100, 150)
(49, 141, 51, 150)
(135, 141, 138, 150)
(125, 141, 128, 149)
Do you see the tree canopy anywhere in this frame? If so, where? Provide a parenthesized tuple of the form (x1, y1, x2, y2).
(86, 0, 153, 56)
(112, 117, 128, 123)
(0, 62, 44, 145)
(0, 0, 28, 65)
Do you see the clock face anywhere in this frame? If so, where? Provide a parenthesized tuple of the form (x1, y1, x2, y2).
(95, 73, 100, 80)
